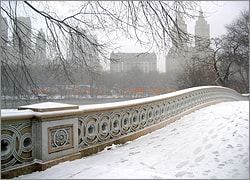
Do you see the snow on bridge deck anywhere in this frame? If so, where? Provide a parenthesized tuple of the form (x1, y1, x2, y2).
(15, 101, 249, 179)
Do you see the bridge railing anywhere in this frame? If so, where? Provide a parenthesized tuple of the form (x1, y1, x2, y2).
(1, 86, 248, 178)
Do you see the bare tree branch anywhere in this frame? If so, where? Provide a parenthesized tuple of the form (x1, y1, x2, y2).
(1, 1, 201, 107)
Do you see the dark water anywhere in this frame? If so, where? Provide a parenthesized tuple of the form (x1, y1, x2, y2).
(1, 97, 137, 109)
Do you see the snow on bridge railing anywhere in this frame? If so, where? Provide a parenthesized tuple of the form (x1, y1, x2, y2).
(1, 86, 248, 178)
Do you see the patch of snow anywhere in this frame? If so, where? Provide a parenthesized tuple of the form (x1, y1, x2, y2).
(15, 101, 249, 179)
(1, 109, 34, 118)
(78, 86, 242, 111)
(18, 102, 77, 109)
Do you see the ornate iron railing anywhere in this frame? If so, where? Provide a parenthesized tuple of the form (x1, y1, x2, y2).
(1, 86, 248, 178)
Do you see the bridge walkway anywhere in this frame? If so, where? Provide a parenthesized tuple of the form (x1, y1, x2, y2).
(15, 101, 249, 179)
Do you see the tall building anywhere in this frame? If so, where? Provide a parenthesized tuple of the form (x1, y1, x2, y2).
(35, 28, 47, 65)
(67, 28, 101, 72)
(172, 13, 188, 49)
(194, 10, 213, 61)
(1, 15, 10, 64)
(195, 10, 210, 47)
(165, 10, 212, 88)
(12, 17, 32, 62)
(165, 13, 192, 86)
(1, 16, 8, 47)
(110, 52, 157, 73)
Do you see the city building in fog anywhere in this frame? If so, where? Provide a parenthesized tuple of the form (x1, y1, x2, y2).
(171, 13, 188, 49)
(1, 16, 8, 47)
(2, 16, 48, 65)
(12, 17, 32, 62)
(165, 10, 213, 87)
(110, 52, 157, 73)
(35, 28, 47, 65)
(67, 28, 101, 72)
(165, 13, 192, 86)
(195, 10, 210, 48)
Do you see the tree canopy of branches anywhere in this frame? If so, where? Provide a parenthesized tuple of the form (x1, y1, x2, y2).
(211, 10, 249, 93)
(1, 1, 200, 102)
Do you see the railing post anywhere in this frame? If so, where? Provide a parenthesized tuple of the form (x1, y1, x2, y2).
(18, 102, 80, 163)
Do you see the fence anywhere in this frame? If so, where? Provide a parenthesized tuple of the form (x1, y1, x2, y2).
(1, 86, 248, 178)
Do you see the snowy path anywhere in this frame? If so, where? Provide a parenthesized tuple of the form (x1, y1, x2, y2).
(16, 101, 249, 179)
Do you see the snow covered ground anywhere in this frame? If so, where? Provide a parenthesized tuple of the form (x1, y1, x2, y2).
(15, 101, 249, 179)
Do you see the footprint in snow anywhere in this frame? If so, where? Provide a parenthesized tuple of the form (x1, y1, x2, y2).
(205, 143, 213, 150)
(211, 134, 218, 139)
(160, 137, 166, 141)
(128, 151, 140, 156)
(150, 136, 159, 140)
(202, 136, 209, 144)
(226, 144, 234, 149)
(176, 160, 189, 169)
(242, 158, 248, 165)
(193, 147, 202, 155)
(202, 169, 211, 175)
(175, 171, 193, 178)
(153, 144, 161, 148)
(208, 129, 214, 134)
(129, 146, 138, 150)
(194, 154, 205, 163)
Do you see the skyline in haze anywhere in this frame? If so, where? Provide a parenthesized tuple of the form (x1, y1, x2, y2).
(107, 1, 249, 72)
(196, 1, 248, 38)
(1, 1, 248, 72)
(118, 1, 249, 52)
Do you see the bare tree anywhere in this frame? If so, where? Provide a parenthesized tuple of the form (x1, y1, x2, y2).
(223, 10, 249, 92)
(1, 1, 200, 106)
(177, 47, 216, 89)
(178, 10, 249, 93)
(210, 10, 249, 92)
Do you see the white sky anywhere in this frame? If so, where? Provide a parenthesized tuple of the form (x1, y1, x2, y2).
(15, 101, 249, 179)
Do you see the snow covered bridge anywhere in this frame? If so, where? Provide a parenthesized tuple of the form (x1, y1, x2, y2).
(1, 86, 248, 178)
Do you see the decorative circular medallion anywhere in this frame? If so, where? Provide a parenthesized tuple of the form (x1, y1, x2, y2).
(1, 134, 14, 160)
(54, 129, 68, 147)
